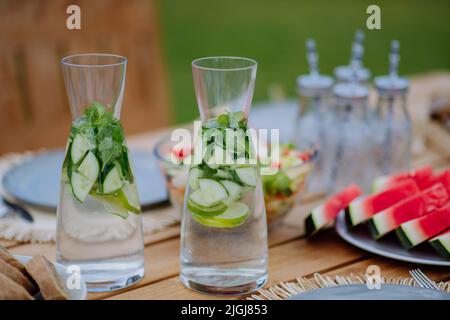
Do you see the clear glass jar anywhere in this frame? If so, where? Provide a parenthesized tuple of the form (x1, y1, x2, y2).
(373, 76, 412, 174)
(326, 83, 376, 193)
(293, 74, 333, 193)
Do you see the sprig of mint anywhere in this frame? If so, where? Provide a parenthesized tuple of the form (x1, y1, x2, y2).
(74, 102, 131, 178)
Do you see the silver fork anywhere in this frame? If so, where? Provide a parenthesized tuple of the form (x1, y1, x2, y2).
(409, 269, 440, 290)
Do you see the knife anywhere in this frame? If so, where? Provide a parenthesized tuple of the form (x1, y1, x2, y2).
(2, 198, 34, 223)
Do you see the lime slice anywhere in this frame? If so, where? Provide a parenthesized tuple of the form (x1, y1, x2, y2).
(187, 198, 227, 216)
(192, 202, 250, 228)
(117, 183, 141, 214)
(91, 194, 129, 219)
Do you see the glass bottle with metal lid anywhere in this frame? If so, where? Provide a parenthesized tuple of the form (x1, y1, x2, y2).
(374, 40, 412, 174)
(293, 39, 334, 193)
(327, 80, 376, 193)
(334, 30, 371, 84)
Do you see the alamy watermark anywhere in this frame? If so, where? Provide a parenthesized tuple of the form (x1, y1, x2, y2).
(365, 265, 382, 289)
(366, 5, 381, 30)
(66, 5, 81, 30)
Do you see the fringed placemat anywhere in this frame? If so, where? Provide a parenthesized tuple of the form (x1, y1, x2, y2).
(0, 152, 180, 243)
(245, 273, 450, 300)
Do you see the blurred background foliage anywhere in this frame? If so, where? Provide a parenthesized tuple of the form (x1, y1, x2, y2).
(157, 0, 450, 123)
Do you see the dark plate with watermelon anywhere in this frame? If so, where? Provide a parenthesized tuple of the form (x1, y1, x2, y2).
(335, 211, 450, 266)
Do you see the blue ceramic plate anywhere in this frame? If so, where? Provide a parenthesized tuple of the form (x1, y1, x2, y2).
(288, 284, 450, 300)
(2, 149, 168, 211)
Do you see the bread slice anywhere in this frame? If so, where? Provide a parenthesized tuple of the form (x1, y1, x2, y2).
(0, 272, 34, 300)
(25, 255, 69, 300)
(0, 245, 38, 293)
(0, 256, 37, 294)
(0, 245, 27, 273)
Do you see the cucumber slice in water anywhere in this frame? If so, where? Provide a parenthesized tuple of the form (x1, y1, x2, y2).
(198, 178, 228, 204)
(71, 133, 90, 164)
(188, 167, 203, 190)
(192, 202, 250, 228)
(76, 151, 99, 182)
(234, 167, 257, 187)
(71, 171, 95, 202)
(220, 180, 243, 204)
(102, 166, 124, 194)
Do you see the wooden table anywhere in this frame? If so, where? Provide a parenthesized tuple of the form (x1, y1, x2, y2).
(2, 73, 450, 300)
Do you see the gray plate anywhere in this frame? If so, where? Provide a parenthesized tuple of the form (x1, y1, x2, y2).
(335, 211, 450, 266)
(288, 284, 450, 300)
(2, 149, 168, 211)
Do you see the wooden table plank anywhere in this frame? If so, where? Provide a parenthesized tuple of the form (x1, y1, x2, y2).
(107, 231, 367, 300)
(0, 239, 19, 249)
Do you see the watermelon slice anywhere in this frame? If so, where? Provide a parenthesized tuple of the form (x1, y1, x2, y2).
(396, 203, 450, 249)
(418, 170, 450, 193)
(305, 184, 362, 236)
(345, 179, 419, 227)
(368, 183, 449, 239)
(429, 229, 450, 258)
(372, 165, 433, 193)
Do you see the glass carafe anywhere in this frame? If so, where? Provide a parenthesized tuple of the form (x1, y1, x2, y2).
(327, 83, 376, 193)
(57, 54, 145, 292)
(180, 57, 268, 295)
(294, 74, 333, 194)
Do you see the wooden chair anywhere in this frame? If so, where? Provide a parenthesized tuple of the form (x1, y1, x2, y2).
(0, 0, 170, 154)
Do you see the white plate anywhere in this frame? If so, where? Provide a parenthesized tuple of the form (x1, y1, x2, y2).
(288, 284, 450, 300)
(15, 255, 87, 300)
(335, 211, 450, 266)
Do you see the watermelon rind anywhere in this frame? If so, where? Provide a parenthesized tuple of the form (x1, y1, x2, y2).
(305, 205, 326, 236)
(368, 211, 391, 239)
(367, 218, 382, 239)
(429, 231, 450, 258)
(395, 226, 415, 250)
(372, 176, 389, 193)
(305, 214, 317, 236)
(345, 199, 366, 227)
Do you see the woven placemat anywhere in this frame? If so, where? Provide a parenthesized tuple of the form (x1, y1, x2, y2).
(245, 273, 450, 300)
(0, 151, 180, 243)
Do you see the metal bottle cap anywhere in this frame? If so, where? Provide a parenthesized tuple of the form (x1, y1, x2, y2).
(334, 30, 371, 83)
(374, 40, 409, 96)
(297, 39, 334, 97)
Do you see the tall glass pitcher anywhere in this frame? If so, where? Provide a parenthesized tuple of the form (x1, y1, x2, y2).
(57, 54, 145, 292)
(180, 57, 268, 295)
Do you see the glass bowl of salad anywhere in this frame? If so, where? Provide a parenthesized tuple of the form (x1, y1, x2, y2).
(260, 144, 316, 227)
(153, 134, 192, 213)
(153, 136, 316, 227)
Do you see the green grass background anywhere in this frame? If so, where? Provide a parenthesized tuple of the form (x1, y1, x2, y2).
(157, 0, 450, 123)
